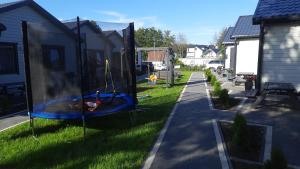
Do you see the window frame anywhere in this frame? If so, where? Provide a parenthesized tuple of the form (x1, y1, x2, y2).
(0, 42, 19, 75)
(42, 45, 66, 71)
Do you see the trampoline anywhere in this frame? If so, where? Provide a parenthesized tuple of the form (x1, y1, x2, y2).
(32, 93, 135, 119)
(22, 17, 137, 134)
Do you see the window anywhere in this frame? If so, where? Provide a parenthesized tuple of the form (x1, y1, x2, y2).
(42, 45, 65, 71)
(87, 50, 104, 66)
(96, 51, 104, 66)
(0, 42, 19, 74)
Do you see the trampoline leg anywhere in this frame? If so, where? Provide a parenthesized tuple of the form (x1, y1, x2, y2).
(82, 115, 86, 138)
(30, 116, 35, 137)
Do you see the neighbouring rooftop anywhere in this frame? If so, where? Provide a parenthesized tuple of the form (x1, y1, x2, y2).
(253, 0, 300, 24)
(222, 27, 235, 45)
(231, 15, 260, 39)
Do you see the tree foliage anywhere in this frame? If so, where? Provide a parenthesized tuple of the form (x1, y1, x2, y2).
(173, 33, 188, 58)
(135, 27, 188, 58)
(135, 27, 175, 47)
(213, 27, 228, 59)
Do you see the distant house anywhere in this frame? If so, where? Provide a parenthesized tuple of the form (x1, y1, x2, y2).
(253, 0, 300, 91)
(0, 0, 76, 85)
(147, 50, 167, 69)
(186, 45, 208, 58)
(231, 15, 260, 75)
(202, 46, 220, 58)
(222, 27, 235, 69)
(64, 20, 114, 90)
(180, 45, 220, 66)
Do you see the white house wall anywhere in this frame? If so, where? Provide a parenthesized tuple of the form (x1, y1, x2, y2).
(225, 45, 234, 69)
(179, 58, 216, 67)
(0, 6, 75, 84)
(236, 39, 259, 74)
(262, 23, 300, 91)
(194, 47, 203, 58)
(186, 47, 203, 58)
(186, 48, 195, 58)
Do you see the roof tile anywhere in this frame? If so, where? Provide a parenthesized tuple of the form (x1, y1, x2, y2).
(231, 15, 260, 39)
(253, 0, 300, 23)
(222, 27, 235, 44)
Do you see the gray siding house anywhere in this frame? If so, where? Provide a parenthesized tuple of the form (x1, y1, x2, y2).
(103, 30, 124, 57)
(103, 30, 125, 79)
(0, 0, 76, 84)
(64, 20, 115, 90)
(253, 0, 300, 92)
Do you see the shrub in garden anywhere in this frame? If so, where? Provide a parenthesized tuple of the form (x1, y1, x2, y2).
(264, 148, 288, 169)
(232, 113, 249, 150)
(205, 69, 212, 82)
(219, 89, 230, 106)
(210, 75, 217, 86)
(213, 81, 222, 96)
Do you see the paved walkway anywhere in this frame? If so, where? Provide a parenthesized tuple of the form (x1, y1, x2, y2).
(148, 72, 222, 169)
(0, 111, 28, 132)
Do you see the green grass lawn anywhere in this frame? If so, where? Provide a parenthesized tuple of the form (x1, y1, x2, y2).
(0, 71, 192, 169)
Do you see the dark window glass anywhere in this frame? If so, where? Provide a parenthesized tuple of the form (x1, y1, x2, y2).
(0, 43, 19, 74)
(42, 45, 65, 71)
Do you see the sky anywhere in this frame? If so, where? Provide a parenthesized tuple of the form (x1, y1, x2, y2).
(2, 0, 259, 44)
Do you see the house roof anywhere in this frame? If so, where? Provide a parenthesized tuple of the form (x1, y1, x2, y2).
(222, 27, 235, 45)
(0, 0, 76, 39)
(64, 20, 114, 47)
(103, 30, 114, 36)
(187, 44, 209, 51)
(203, 47, 220, 56)
(231, 15, 260, 39)
(253, 0, 300, 24)
(103, 30, 124, 45)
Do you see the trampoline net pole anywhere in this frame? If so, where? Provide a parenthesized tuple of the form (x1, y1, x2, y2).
(22, 21, 35, 136)
(77, 17, 86, 138)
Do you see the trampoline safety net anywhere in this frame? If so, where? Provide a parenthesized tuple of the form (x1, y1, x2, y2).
(23, 19, 136, 120)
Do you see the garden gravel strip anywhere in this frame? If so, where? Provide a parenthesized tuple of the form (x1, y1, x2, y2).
(147, 72, 222, 169)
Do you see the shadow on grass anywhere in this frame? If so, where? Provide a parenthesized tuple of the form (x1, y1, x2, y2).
(1, 72, 191, 169)
(1, 122, 161, 169)
(136, 86, 153, 93)
(1, 93, 179, 169)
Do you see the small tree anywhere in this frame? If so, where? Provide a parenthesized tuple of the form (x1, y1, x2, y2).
(233, 113, 249, 150)
(205, 69, 212, 82)
(219, 89, 230, 106)
(213, 81, 222, 96)
(264, 148, 288, 169)
(210, 75, 217, 86)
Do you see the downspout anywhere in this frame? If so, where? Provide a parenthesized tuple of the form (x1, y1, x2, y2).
(256, 22, 265, 92)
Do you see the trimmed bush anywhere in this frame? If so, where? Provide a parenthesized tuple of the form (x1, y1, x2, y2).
(210, 75, 217, 86)
(232, 113, 249, 150)
(264, 148, 288, 169)
(205, 69, 212, 82)
(219, 89, 230, 106)
(213, 81, 222, 96)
